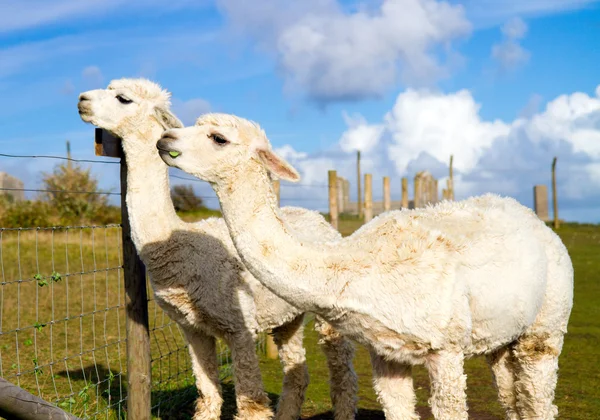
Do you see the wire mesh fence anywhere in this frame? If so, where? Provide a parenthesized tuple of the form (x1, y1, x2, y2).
(0, 153, 270, 419)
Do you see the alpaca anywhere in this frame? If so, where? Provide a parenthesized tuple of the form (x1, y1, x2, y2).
(77, 80, 358, 420)
(157, 113, 574, 420)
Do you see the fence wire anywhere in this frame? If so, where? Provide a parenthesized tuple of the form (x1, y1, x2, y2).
(0, 152, 272, 419)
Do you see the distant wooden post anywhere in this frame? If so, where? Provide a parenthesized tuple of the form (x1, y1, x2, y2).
(552, 157, 559, 229)
(329, 170, 339, 230)
(442, 189, 449, 200)
(364, 173, 373, 223)
(272, 179, 280, 206)
(357, 151, 363, 219)
(337, 177, 345, 213)
(0, 376, 81, 420)
(433, 179, 438, 203)
(343, 179, 350, 212)
(401, 177, 408, 208)
(383, 176, 391, 212)
(121, 153, 151, 420)
(66, 140, 72, 169)
(448, 155, 454, 200)
(533, 185, 549, 222)
(414, 176, 422, 208)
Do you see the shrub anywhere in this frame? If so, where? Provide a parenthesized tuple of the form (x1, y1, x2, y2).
(41, 162, 110, 225)
(170, 185, 204, 212)
(0, 199, 51, 228)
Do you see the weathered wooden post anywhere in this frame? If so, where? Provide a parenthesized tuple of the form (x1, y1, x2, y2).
(433, 179, 438, 203)
(364, 173, 373, 223)
(96, 128, 151, 419)
(401, 177, 408, 208)
(383, 176, 391, 212)
(0, 377, 81, 420)
(533, 185, 549, 222)
(414, 176, 422, 208)
(552, 157, 559, 229)
(337, 177, 345, 213)
(357, 151, 363, 219)
(343, 179, 350, 212)
(329, 170, 339, 230)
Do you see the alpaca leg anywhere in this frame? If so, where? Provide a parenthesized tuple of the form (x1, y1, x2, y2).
(182, 328, 223, 420)
(272, 315, 309, 420)
(425, 349, 468, 420)
(369, 350, 419, 420)
(487, 345, 520, 420)
(513, 333, 563, 420)
(228, 331, 274, 420)
(314, 316, 358, 420)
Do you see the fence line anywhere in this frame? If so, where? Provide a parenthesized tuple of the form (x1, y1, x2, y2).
(1, 147, 484, 420)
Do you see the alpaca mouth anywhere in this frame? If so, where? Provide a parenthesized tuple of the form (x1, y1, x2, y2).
(157, 140, 182, 162)
(77, 102, 92, 120)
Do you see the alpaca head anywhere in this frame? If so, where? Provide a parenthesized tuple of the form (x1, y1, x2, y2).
(157, 113, 300, 185)
(78, 78, 182, 139)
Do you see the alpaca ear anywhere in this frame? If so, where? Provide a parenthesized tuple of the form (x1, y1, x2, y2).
(154, 106, 183, 129)
(257, 149, 301, 183)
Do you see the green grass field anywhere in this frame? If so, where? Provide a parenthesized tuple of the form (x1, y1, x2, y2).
(0, 217, 598, 419)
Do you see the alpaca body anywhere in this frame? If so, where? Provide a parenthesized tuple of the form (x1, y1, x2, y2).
(78, 82, 358, 420)
(157, 113, 573, 419)
(290, 194, 572, 362)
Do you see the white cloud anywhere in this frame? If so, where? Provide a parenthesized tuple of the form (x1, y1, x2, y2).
(491, 17, 530, 71)
(339, 112, 385, 153)
(172, 98, 212, 125)
(217, 0, 472, 103)
(275, 86, 600, 222)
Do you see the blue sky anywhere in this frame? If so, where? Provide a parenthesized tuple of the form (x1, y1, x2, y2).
(1, 0, 600, 221)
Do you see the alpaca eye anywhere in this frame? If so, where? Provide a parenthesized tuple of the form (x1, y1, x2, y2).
(117, 95, 133, 104)
(210, 133, 229, 146)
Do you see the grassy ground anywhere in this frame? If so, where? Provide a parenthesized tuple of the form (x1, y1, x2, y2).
(0, 214, 598, 419)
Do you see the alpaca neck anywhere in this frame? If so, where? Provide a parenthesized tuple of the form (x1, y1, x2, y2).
(214, 164, 341, 314)
(121, 127, 181, 251)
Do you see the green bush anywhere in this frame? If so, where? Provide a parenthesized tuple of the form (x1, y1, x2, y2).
(42, 162, 111, 225)
(170, 185, 204, 212)
(0, 199, 51, 228)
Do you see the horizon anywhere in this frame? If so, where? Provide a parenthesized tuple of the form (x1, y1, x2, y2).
(1, 0, 600, 222)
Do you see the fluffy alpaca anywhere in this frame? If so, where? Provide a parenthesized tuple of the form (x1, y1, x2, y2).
(78, 80, 358, 420)
(158, 113, 574, 420)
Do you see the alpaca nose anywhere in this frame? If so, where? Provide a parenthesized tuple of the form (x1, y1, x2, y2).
(160, 130, 178, 142)
(79, 93, 91, 102)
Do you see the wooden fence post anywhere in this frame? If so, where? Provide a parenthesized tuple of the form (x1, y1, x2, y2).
(337, 177, 345, 213)
(121, 155, 151, 420)
(364, 173, 373, 223)
(266, 179, 281, 359)
(329, 170, 339, 230)
(552, 157, 559, 229)
(401, 177, 408, 208)
(343, 179, 350, 212)
(357, 151, 363, 219)
(383, 176, 391, 212)
(414, 176, 422, 208)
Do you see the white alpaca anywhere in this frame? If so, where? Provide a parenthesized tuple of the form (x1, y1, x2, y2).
(77, 80, 358, 420)
(158, 113, 574, 420)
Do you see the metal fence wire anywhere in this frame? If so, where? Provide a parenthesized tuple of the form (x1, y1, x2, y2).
(0, 153, 268, 419)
